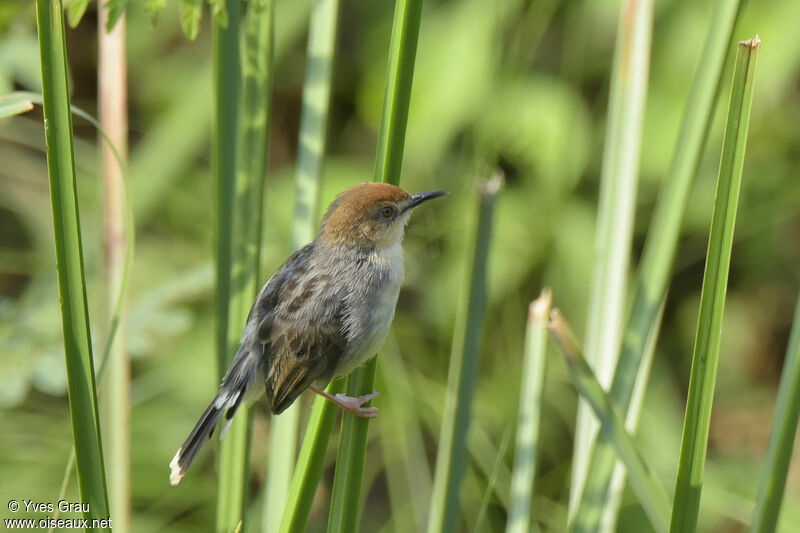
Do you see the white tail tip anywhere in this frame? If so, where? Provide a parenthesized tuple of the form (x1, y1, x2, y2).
(169, 449, 184, 486)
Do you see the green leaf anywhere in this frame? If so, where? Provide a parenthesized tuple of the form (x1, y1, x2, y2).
(208, 0, 228, 27)
(144, 0, 169, 22)
(179, 0, 203, 40)
(104, 0, 129, 33)
(65, 0, 90, 28)
(670, 36, 761, 533)
(0, 93, 33, 118)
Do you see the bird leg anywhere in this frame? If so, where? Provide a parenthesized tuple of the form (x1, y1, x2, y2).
(308, 385, 379, 418)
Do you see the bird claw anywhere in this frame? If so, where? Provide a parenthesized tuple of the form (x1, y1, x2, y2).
(334, 391, 379, 418)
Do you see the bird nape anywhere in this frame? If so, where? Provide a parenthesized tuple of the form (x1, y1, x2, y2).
(169, 182, 447, 485)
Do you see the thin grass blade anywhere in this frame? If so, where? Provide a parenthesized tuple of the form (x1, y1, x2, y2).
(570, 0, 654, 520)
(751, 295, 800, 533)
(549, 310, 670, 533)
(34, 0, 110, 528)
(670, 36, 761, 533)
(506, 289, 551, 533)
(427, 174, 503, 533)
(572, 1, 745, 529)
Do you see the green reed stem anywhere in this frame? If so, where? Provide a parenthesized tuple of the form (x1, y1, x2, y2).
(506, 289, 551, 533)
(572, 1, 744, 529)
(428, 174, 503, 533)
(34, 0, 110, 529)
(327, 0, 423, 530)
(266, 0, 334, 528)
(751, 295, 800, 533)
(670, 36, 760, 533)
(570, 0, 653, 520)
(279, 379, 346, 533)
(213, 0, 245, 529)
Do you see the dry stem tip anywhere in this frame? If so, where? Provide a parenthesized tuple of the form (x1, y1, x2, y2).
(528, 288, 553, 323)
(739, 34, 761, 49)
(480, 169, 506, 197)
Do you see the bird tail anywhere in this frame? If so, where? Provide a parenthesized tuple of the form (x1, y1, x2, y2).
(169, 346, 259, 486)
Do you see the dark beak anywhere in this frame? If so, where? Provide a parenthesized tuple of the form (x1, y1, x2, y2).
(404, 190, 448, 212)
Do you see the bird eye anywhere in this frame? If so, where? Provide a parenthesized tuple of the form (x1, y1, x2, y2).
(381, 206, 394, 218)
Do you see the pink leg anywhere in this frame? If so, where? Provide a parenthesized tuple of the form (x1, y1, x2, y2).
(308, 385, 379, 418)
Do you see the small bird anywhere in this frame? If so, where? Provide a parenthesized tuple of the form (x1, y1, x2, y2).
(170, 182, 446, 485)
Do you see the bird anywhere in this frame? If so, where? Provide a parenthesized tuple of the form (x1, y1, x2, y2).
(169, 182, 447, 485)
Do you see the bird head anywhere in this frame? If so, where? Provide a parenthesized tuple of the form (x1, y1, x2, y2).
(320, 182, 447, 248)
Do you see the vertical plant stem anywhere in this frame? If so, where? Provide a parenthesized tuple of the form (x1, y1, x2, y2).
(34, 0, 110, 528)
(549, 310, 670, 533)
(39, 95, 133, 533)
(213, 0, 244, 530)
(328, 362, 377, 533)
(670, 36, 760, 533)
(373, 0, 423, 184)
(327, 0, 423, 530)
(279, 379, 346, 533)
(231, 0, 276, 531)
(213, 0, 241, 380)
(572, 1, 744, 529)
(292, 0, 339, 249)
(265, 0, 334, 529)
(570, 0, 653, 519)
(98, 4, 129, 532)
(427, 174, 503, 533)
(751, 295, 800, 533)
(506, 289, 551, 533)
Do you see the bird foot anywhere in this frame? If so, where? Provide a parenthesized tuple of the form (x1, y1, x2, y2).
(333, 392, 379, 418)
(309, 386, 380, 418)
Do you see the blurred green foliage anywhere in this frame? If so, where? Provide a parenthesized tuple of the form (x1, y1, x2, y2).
(1, 0, 800, 531)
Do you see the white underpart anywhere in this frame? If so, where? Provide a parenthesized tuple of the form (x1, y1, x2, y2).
(336, 239, 404, 377)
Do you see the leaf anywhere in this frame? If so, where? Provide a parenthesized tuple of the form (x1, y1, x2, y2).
(208, 0, 228, 27)
(180, 0, 203, 40)
(0, 93, 33, 119)
(144, 0, 169, 24)
(66, 0, 91, 28)
(104, 0, 129, 32)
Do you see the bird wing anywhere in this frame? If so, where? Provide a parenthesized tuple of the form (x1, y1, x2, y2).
(263, 319, 347, 413)
(252, 243, 348, 414)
